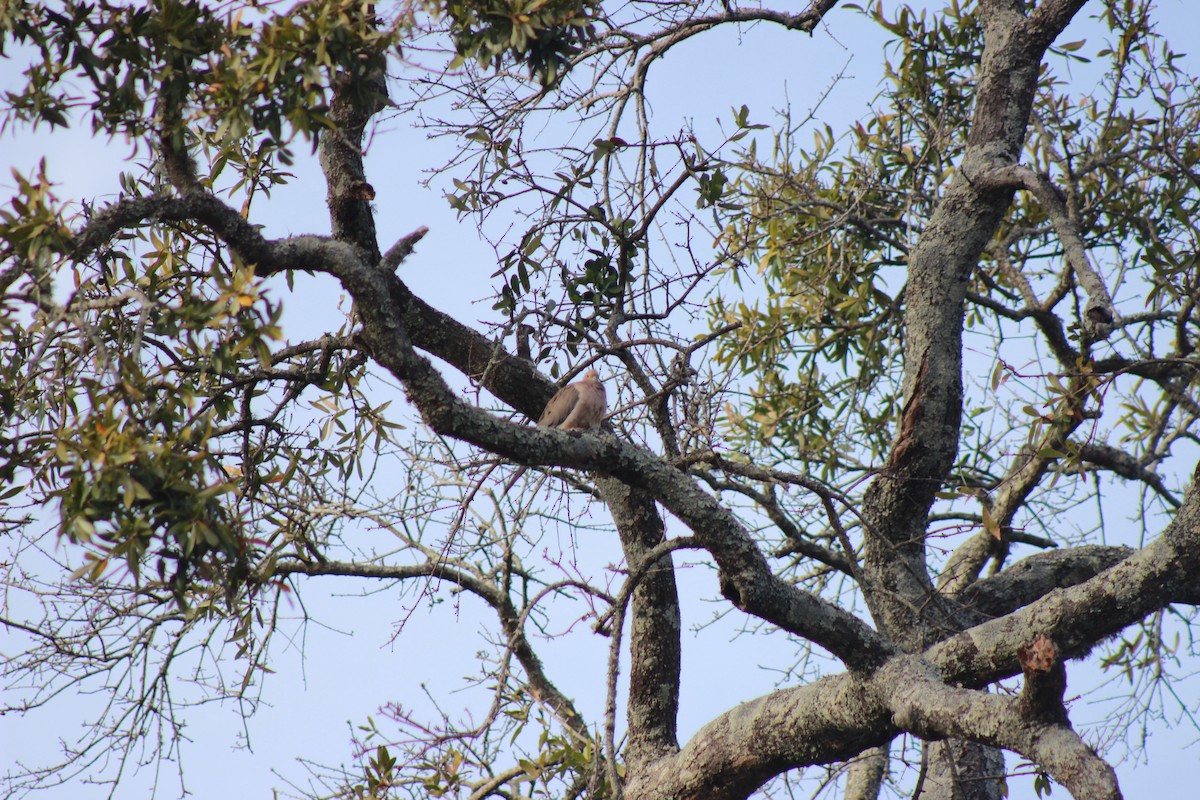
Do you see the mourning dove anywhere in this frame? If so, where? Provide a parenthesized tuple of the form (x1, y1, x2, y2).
(537, 369, 607, 430)
(497, 370, 606, 498)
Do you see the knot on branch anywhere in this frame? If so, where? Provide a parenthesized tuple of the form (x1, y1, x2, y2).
(1017, 633, 1070, 726)
(1084, 297, 1115, 341)
(718, 571, 746, 607)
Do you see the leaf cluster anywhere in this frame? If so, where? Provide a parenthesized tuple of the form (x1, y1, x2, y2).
(711, 0, 1200, 506)
(438, 0, 601, 84)
(2, 0, 400, 145)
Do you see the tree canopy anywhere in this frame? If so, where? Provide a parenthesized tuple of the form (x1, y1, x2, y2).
(3, 1, 1200, 799)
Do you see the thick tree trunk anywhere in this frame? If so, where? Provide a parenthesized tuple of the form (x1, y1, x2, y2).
(844, 744, 889, 800)
(918, 742, 1006, 800)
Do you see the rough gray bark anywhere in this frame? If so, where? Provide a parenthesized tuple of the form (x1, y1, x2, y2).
(849, 1, 1092, 794)
(844, 745, 889, 800)
(918, 741, 1006, 800)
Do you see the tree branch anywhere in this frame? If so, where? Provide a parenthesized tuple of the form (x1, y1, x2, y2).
(1077, 441, 1180, 508)
(975, 164, 1115, 338)
(950, 545, 1133, 621)
(310, 249, 894, 668)
(884, 656, 1119, 800)
(272, 558, 592, 742)
(930, 479, 1200, 687)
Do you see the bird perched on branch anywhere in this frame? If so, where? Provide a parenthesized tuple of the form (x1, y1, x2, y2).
(497, 369, 607, 498)
(537, 368, 607, 430)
